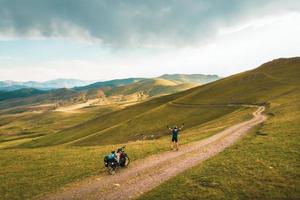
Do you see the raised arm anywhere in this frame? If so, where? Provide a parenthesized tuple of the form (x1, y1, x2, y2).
(179, 123, 185, 130)
(167, 125, 172, 131)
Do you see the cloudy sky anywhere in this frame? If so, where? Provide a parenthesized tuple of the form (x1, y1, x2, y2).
(0, 0, 299, 81)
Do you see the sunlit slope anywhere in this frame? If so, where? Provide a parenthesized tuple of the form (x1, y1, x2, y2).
(75, 105, 235, 146)
(22, 57, 300, 147)
(106, 78, 199, 97)
(159, 74, 220, 84)
(22, 86, 237, 147)
(0, 77, 198, 112)
(21, 93, 184, 147)
(140, 69, 300, 200)
(175, 57, 300, 105)
(0, 88, 83, 111)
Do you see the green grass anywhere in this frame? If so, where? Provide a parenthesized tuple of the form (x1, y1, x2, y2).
(1, 57, 299, 199)
(176, 58, 300, 105)
(19, 93, 179, 147)
(20, 58, 300, 148)
(139, 89, 300, 200)
(0, 107, 254, 200)
(0, 105, 118, 148)
(106, 78, 198, 97)
(73, 105, 238, 146)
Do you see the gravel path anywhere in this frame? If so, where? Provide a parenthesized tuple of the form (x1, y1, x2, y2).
(42, 105, 266, 200)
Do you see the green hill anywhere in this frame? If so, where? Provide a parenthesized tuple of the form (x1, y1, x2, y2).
(76, 74, 219, 92)
(0, 88, 47, 101)
(74, 78, 144, 91)
(159, 74, 220, 84)
(175, 58, 299, 105)
(21, 57, 300, 148)
(0, 88, 84, 111)
(105, 78, 199, 97)
(0, 76, 202, 112)
(2, 57, 299, 200)
(139, 58, 300, 200)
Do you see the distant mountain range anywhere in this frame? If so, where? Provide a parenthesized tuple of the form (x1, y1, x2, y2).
(0, 74, 221, 105)
(0, 74, 220, 92)
(0, 79, 95, 91)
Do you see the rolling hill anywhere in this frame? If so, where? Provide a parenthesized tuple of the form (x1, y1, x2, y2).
(74, 74, 219, 92)
(159, 74, 220, 84)
(0, 88, 83, 110)
(105, 78, 199, 97)
(1, 57, 299, 200)
(0, 75, 208, 112)
(74, 78, 144, 91)
(139, 58, 300, 200)
(22, 57, 300, 148)
(0, 88, 47, 101)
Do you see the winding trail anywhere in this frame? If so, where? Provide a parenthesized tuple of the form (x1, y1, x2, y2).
(43, 105, 267, 200)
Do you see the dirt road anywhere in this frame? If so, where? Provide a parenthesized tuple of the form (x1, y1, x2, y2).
(43, 105, 266, 200)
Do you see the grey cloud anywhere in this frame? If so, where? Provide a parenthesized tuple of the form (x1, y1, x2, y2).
(0, 0, 299, 47)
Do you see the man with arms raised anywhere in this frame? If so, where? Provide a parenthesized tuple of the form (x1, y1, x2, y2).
(167, 123, 184, 151)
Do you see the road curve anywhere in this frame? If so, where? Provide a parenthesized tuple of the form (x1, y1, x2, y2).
(42, 105, 267, 200)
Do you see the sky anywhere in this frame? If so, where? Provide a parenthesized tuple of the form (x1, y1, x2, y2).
(0, 0, 300, 81)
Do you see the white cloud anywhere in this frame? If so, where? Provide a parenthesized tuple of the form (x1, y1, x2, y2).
(0, 8, 299, 81)
(1, 0, 299, 47)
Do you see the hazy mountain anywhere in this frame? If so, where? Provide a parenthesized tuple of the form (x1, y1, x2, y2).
(0, 84, 30, 91)
(0, 74, 220, 92)
(0, 74, 220, 106)
(0, 79, 95, 91)
(74, 78, 145, 91)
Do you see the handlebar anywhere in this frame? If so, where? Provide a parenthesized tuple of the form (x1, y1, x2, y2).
(117, 146, 126, 153)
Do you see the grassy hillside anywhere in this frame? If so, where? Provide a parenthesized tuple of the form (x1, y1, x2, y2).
(0, 105, 255, 200)
(0, 106, 118, 146)
(0, 77, 198, 112)
(0, 57, 299, 200)
(105, 78, 198, 97)
(0, 88, 83, 111)
(74, 78, 144, 91)
(0, 88, 47, 101)
(22, 91, 226, 147)
(159, 74, 220, 84)
(21, 57, 300, 148)
(175, 58, 299, 105)
(140, 86, 300, 200)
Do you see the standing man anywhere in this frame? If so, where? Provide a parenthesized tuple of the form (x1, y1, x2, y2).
(167, 123, 184, 151)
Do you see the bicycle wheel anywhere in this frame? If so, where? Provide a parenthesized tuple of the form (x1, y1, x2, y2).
(125, 156, 130, 167)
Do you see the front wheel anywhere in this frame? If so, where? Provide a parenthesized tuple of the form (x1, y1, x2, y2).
(108, 167, 115, 175)
(107, 162, 117, 175)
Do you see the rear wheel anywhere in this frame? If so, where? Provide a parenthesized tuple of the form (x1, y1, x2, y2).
(124, 156, 130, 167)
